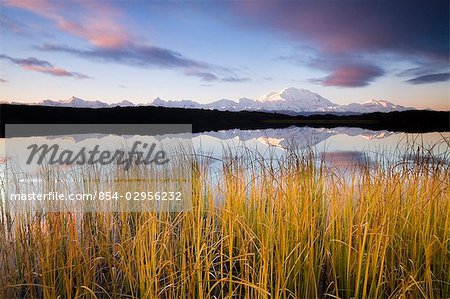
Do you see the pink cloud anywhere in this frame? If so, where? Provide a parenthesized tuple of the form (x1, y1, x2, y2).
(235, 2, 448, 60)
(0, 54, 90, 79)
(57, 18, 129, 49)
(4, 0, 131, 49)
(4, 0, 56, 15)
(316, 65, 384, 88)
(21, 64, 88, 79)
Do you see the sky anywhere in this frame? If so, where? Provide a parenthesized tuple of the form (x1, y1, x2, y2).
(0, 0, 449, 110)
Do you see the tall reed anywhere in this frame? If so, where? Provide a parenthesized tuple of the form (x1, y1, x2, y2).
(0, 144, 449, 298)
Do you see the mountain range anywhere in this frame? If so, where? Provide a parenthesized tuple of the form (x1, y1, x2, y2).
(6, 87, 415, 114)
(152, 88, 414, 114)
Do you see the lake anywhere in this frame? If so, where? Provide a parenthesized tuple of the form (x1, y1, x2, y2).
(1, 126, 449, 298)
(1, 126, 449, 172)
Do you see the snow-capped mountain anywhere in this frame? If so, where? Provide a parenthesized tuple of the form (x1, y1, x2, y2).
(205, 99, 240, 111)
(114, 100, 135, 107)
(149, 88, 413, 114)
(338, 100, 411, 113)
(257, 88, 338, 112)
(39, 96, 147, 108)
(40, 96, 111, 108)
(150, 88, 414, 114)
(10, 88, 415, 114)
(151, 97, 200, 109)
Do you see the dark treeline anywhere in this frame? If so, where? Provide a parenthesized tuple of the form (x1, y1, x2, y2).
(0, 104, 448, 137)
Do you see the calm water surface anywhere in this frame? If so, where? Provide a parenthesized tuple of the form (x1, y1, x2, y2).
(1, 126, 449, 169)
(0, 126, 448, 210)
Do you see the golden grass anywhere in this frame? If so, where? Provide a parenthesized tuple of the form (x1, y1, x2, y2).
(0, 146, 449, 298)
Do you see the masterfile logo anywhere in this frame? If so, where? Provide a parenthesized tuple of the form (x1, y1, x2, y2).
(4, 124, 192, 212)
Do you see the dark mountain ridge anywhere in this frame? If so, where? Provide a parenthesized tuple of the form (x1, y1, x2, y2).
(0, 104, 448, 137)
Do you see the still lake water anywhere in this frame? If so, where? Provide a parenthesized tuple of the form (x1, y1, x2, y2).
(191, 126, 449, 166)
(0, 126, 448, 211)
(1, 126, 449, 169)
